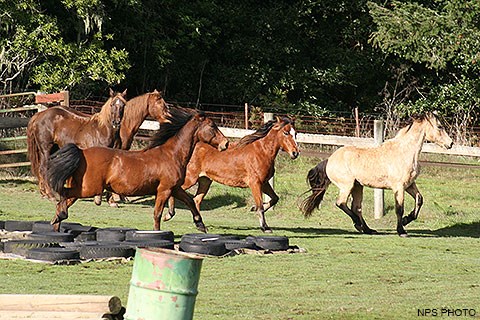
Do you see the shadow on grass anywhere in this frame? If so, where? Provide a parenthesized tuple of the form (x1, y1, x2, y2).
(408, 221, 480, 238)
(213, 225, 360, 238)
(122, 194, 248, 211)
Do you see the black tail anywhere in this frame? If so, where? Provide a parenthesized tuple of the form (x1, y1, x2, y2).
(300, 159, 331, 217)
(46, 143, 82, 196)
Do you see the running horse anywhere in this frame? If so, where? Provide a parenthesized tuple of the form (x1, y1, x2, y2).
(166, 117, 300, 232)
(300, 112, 453, 237)
(45, 107, 229, 232)
(27, 89, 127, 200)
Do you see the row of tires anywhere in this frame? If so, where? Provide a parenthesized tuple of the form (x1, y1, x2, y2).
(0, 220, 291, 262)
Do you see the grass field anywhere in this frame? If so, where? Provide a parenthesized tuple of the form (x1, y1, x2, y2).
(0, 152, 479, 319)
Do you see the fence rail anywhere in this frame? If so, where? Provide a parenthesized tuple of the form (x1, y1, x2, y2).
(1, 93, 480, 170)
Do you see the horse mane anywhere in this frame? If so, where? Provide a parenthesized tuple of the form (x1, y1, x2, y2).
(124, 92, 159, 121)
(147, 106, 196, 149)
(394, 113, 428, 137)
(235, 117, 293, 148)
(91, 96, 114, 128)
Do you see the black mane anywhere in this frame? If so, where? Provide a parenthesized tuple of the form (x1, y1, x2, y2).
(147, 107, 195, 149)
(235, 117, 293, 148)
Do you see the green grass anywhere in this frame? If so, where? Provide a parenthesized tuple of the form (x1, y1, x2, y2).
(0, 152, 479, 319)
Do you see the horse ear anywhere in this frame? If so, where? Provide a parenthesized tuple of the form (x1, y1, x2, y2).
(121, 89, 127, 97)
(276, 116, 282, 123)
(109, 88, 115, 97)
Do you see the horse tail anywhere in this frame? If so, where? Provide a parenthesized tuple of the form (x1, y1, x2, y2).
(46, 143, 82, 196)
(26, 117, 41, 179)
(300, 159, 331, 218)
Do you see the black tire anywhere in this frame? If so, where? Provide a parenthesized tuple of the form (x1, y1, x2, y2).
(181, 233, 239, 243)
(124, 240, 175, 250)
(219, 239, 257, 250)
(79, 244, 135, 259)
(96, 227, 137, 242)
(28, 232, 75, 242)
(26, 247, 80, 262)
(0, 241, 4, 252)
(248, 235, 289, 251)
(179, 239, 228, 256)
(74, 231, 97, 242)
(61, 223, 96, 236)
(0, 221, 6, 229)
(3, 240, 59, 256)
(32, 221, 55, 233)
(125, 230, 174, 242)
(5, 220, 34, 232)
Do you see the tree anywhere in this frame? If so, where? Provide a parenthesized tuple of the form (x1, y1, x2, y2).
(0, 0, 129, 97)
(368, 0, 480, 142)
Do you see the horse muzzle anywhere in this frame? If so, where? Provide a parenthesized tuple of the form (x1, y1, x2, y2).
(290, 151, 299, 159)
(445, 140, 454, 149)
(218, 140, 229, 151)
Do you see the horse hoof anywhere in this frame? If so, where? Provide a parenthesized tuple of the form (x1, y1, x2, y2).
(399, 233, 408, 238)
(94, 196, 102, 206)
(261, 227, 273, 233)
(195, 223, 208, 233)
(353, 224, 363, 233)
(163, 212, 174, 222)
(364, 229, 378, 235)
(109, 202, 119, 208)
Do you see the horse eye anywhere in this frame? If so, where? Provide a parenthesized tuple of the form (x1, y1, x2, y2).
(283, 131, 289, 136)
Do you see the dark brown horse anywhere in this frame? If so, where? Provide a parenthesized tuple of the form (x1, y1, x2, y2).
(27, 89, 127, 200)
(116, 90, 171, 150)
(46, 107, 229, 232)
(166, 117, 300, 232)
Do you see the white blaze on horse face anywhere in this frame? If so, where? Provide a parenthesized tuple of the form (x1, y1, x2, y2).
(290, 127, 298, 147)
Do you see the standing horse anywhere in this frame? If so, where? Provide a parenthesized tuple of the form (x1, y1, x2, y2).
(166, 117, 300, 232)
(27, 89, 127, 200)
(300, 113, 453, 237)
(45, 107, 229, 232)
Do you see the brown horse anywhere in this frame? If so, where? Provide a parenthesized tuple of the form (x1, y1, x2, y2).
(166, 117, 300, 232)
(27, 89, 127, 200)
(301, 113, 453, 237)
(45, 107, 229, 232)
(116, 90, 171, 150)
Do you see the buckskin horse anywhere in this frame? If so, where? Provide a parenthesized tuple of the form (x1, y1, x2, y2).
(300, 112, 453, 237)
(166, 116, 300, 232)
(45, 107, 229, 232)
(27, 89, 127, 201)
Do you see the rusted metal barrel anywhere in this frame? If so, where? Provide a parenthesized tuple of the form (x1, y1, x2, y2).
(125, 248, 204, 320)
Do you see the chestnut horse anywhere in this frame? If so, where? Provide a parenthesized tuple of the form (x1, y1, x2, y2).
(115, 90, 171, 150)
(27, 89, 127, 200)
(45, 107, 229, 232)
(301, 113, 453, 237)
(166, 117, 300, 232)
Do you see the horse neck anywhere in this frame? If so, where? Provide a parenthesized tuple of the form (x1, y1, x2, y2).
(253, 130, 282, 162)
(163, 120, 199, 166)
(123, 95, 149, 129)
(392, 121, 427, 164)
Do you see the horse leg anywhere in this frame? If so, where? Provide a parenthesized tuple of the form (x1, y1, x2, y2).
(192, 177, 213, 212)
(261, 180, 279, 213)
(165, 172, 199, 221)
(51, 197, 77, 231)
(164, 197, 176, 221)
(393, 189, 408, 237)
(171, 186, 207, 233)
(250, 182, 272, 233)
(152, 189, 171, 230)
(402, 182, 423, 226)
(335, 186, 362, 232)
(351, 184, 377, 234)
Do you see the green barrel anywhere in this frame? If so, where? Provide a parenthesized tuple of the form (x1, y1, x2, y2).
(125, 248, 204, 320)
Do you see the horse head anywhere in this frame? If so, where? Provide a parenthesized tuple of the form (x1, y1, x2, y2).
(148, 90, 170, 123)
(274, 116, 300, 159)
(424, 112, 454, 149)
(109, 88, 127, 130)
(194, 112, 229, 151)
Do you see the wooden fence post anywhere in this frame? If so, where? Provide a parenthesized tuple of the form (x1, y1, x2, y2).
(244, 103, 249, 129)
(374, 119, 385, 219)
(263, 112, 274, 205)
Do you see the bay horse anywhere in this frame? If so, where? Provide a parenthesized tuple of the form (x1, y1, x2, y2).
(27, 89, 127, 200)
(166, 117, 300, 232)
(300, 112, 453, 237)
(45, 107, 229, 232)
